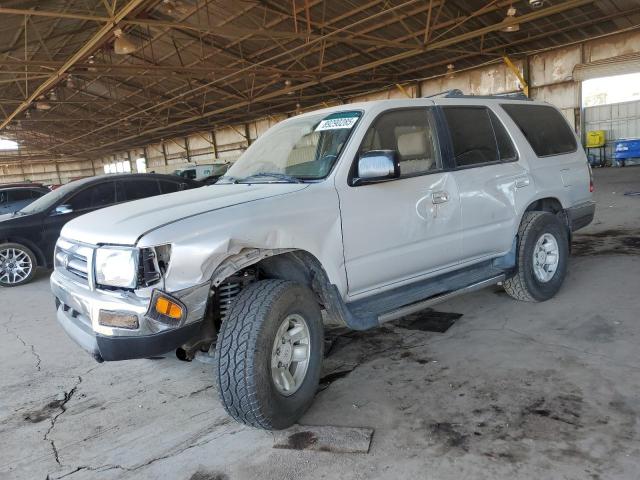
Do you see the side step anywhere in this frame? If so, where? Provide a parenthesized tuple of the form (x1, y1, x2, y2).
(341, 260, 508, 330)
(378, 274, 504, 323)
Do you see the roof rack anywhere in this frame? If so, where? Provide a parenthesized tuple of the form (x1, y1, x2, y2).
(423, 89, 531, 101)
(423, 89, 464, 98)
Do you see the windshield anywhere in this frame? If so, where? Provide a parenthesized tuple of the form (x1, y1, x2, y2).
(19, 180, 81, 214)
(221, 110, 362, 183)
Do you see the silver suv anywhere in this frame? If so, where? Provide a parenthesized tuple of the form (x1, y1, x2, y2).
(51, 92, 595, 430)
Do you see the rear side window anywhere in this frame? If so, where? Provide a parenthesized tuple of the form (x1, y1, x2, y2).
(68, 182, 116, 210)
(442, 107, 495, 167)
(442, 107, 518, 167)
(488, 111, 517, 161)
(501, 104, 577, 156)
(123, 180, 161, 201)
(8, 190, 33, 201)
(159, 181, 180, 194)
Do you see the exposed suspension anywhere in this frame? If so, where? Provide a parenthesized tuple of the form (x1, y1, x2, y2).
(217, 269, 257, 323)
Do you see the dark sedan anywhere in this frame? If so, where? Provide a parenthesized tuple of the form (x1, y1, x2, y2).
(0, 174, 199, 287)
(0, 186, 50, 215)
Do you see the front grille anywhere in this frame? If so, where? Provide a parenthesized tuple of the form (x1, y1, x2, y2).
(55, 238, 93, 286)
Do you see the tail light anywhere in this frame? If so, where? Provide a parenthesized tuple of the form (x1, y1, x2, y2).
(588, 163, 594, 192)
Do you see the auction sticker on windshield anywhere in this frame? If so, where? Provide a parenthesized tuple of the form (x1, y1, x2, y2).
(315, 111, 361, 131)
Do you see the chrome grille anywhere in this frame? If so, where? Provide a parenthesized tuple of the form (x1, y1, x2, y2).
(55, 238, 93, 285)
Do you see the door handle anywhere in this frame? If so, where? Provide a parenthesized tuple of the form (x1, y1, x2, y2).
(515, 177, 530, 189)
(431, 191, 449, 204)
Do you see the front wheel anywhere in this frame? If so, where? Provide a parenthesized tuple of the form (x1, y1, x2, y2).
(504, 211, 569, 302)
(214, 280, 323, 429)
(0, 243, 37, 287)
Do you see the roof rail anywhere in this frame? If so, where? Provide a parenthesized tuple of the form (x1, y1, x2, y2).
(423, 90, 531, 101)
(423, 89, 464, 98)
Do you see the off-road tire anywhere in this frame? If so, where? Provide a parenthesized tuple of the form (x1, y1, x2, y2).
(504, 211, 569, 302)
(0, 242, 37, 287)
(214, 280, 323, 430)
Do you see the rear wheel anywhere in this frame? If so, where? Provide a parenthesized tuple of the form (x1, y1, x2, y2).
(214, 280, 323, 429)
(0, 243, 37, 287)
(504, 212, 569, 302)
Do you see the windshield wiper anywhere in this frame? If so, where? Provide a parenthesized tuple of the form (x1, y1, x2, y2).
(237, 172, 304, 184)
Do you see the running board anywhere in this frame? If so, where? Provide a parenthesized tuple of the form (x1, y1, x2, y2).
(377, 274, 505, 323)
(339, 258, 512, 330)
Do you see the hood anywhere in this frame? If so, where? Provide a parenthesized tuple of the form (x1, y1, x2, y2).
(61, 183, 308, 246)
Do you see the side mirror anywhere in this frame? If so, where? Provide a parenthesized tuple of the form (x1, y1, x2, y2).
(53, 204, 73, 216)
(354, 150, 400, 185)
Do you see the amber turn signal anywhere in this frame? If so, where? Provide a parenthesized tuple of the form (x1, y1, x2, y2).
(155, 296, 183, 319)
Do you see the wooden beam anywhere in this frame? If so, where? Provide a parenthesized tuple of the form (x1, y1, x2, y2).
(161, 141, 168, 167)
(184, 137, 191, 162)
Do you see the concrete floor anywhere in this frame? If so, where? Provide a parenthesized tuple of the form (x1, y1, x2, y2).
(1, 167, 639, 480)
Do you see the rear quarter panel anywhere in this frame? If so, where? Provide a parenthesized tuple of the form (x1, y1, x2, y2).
(495, 102, 592, 219)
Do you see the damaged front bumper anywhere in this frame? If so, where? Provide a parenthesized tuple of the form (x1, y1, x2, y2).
(51, 271, 210, 362)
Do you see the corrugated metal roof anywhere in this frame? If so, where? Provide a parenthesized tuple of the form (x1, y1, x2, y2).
(0, 0, 639, 159)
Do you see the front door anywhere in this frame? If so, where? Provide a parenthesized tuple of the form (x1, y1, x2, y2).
(337, 107, 462, 297)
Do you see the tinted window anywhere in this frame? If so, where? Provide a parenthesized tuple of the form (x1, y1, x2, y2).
(0, 191, 6, 204)
(68, 182, 116, 210)
(123, 180, 160, 201)
(359, 108, 440, 177)
(489, 111, 517, 161)
(159, 181, 180, 194)
(501, 104, 577, 156)
(443, 107, 499, 167)
(8, 190, 33, 202)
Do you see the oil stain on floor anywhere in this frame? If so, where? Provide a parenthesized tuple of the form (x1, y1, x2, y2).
(572, 229, 640, 256)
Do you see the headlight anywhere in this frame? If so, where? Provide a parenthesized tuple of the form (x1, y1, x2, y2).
(95, 247, 138, 288)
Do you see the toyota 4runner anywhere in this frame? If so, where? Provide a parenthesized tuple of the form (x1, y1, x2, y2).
(51, 92, 595, 430)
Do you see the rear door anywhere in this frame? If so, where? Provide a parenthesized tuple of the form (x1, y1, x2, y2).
(440, 105, 527, 263)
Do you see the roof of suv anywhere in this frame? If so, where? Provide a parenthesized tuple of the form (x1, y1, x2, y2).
(291, 94, 550, 122)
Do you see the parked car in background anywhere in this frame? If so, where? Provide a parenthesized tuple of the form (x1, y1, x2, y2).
(0, 174, 199, 287)
(199, 164, 231, 185)
(0, 186, 50, 215)
(174, 163, 229, 181)
(0, 182, 45, 189)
